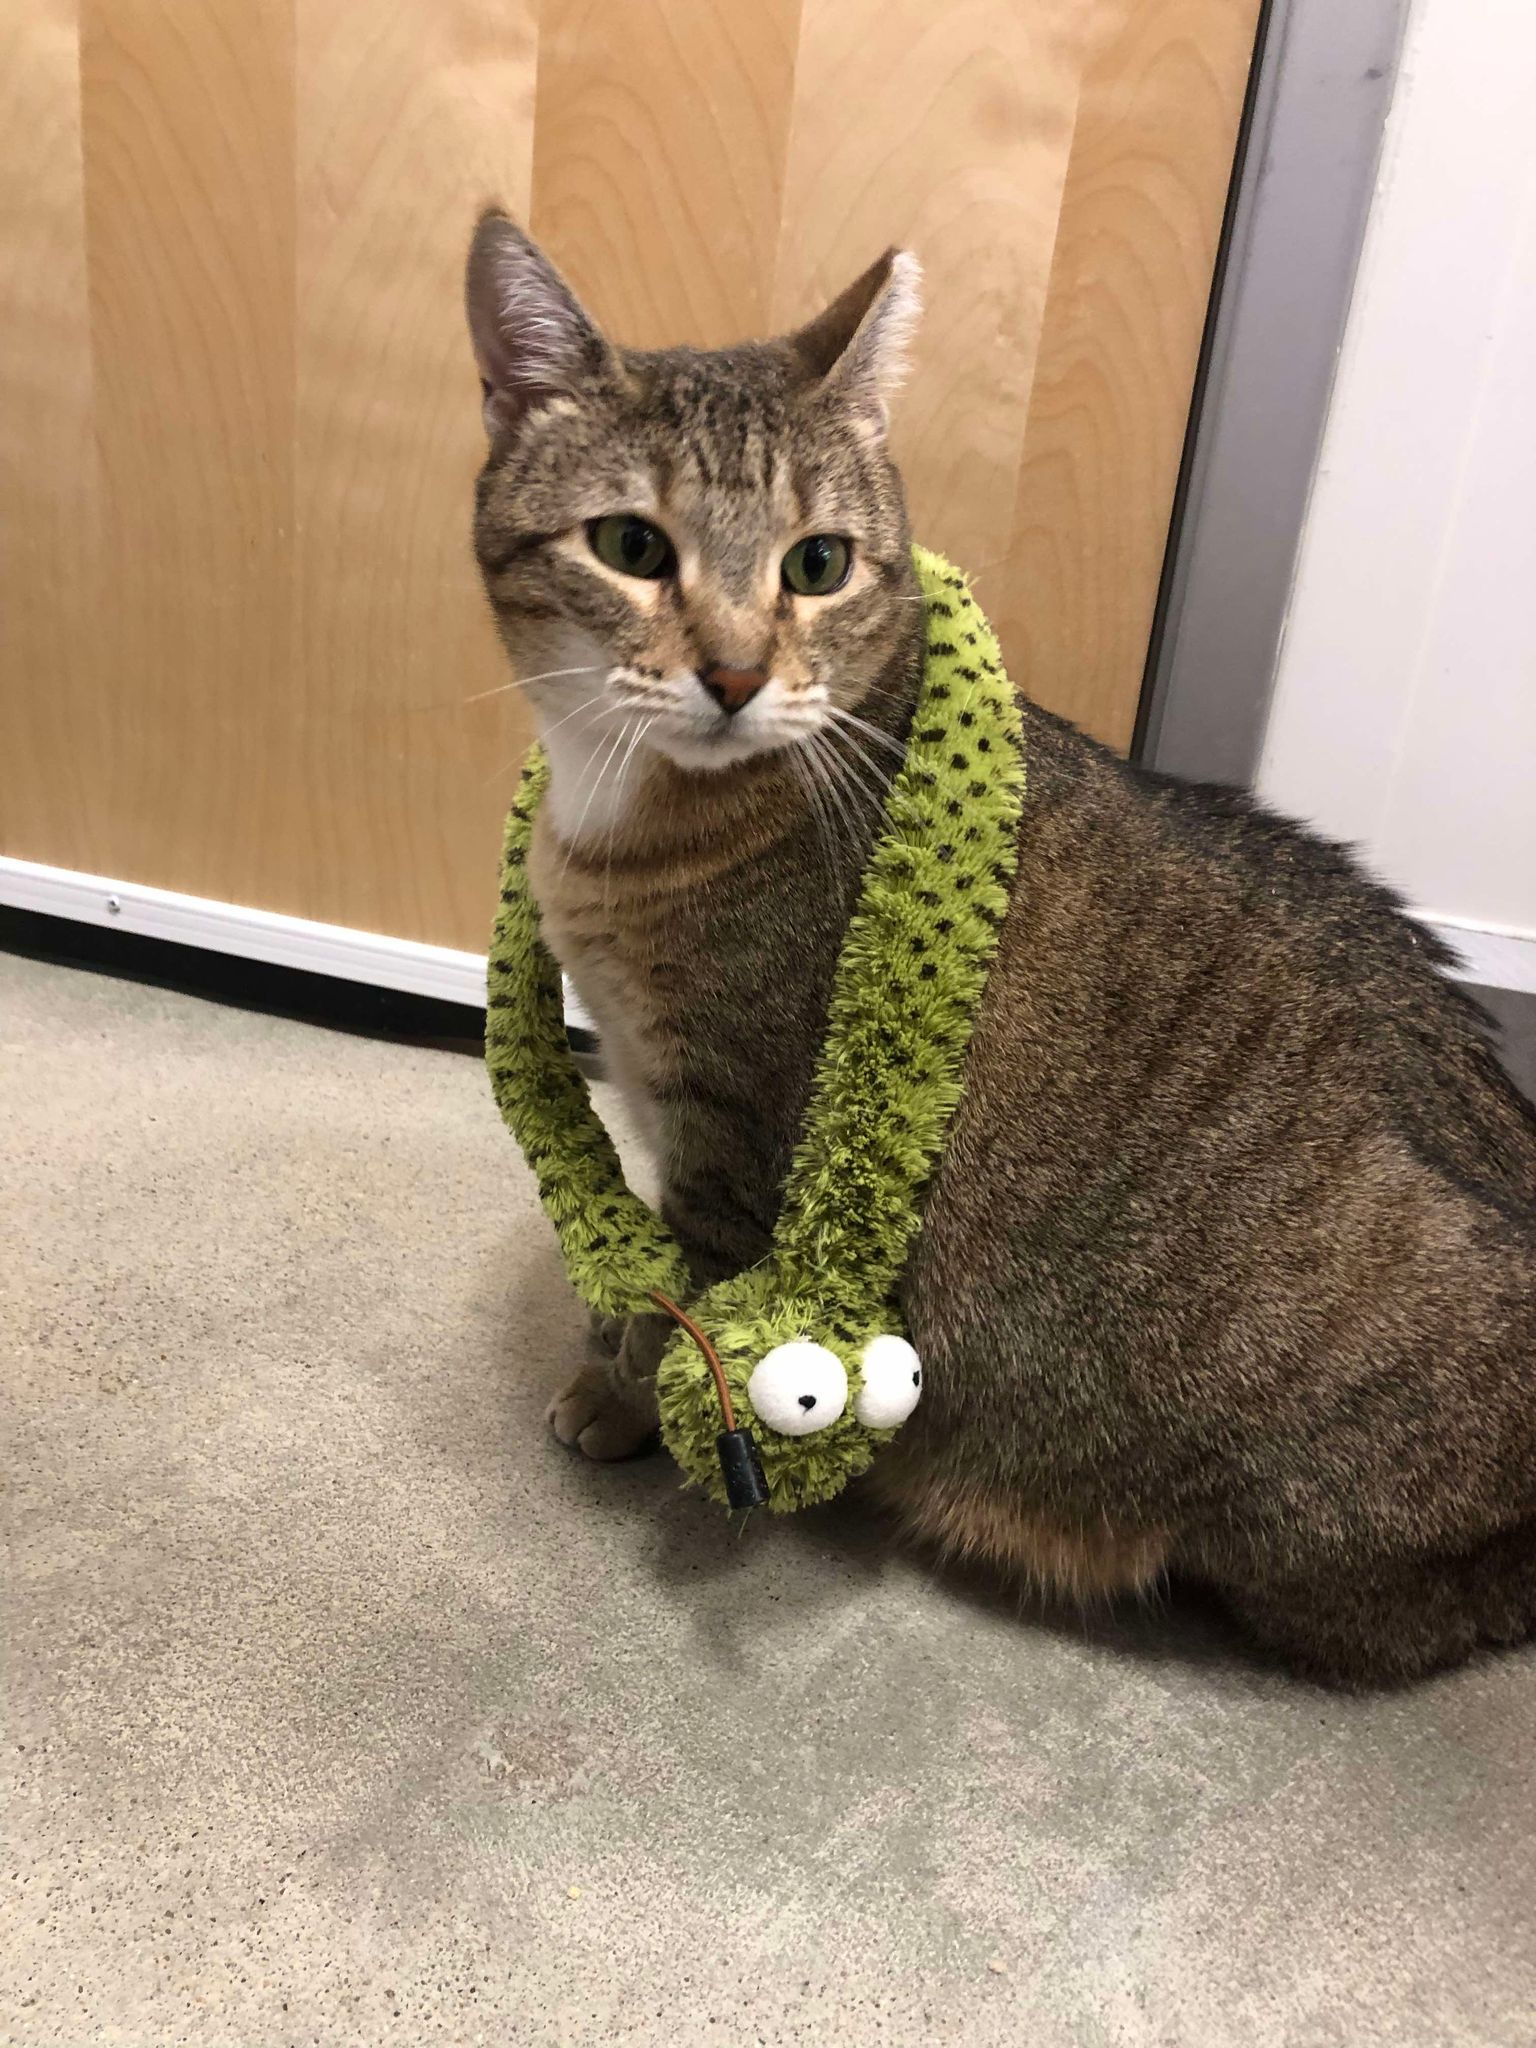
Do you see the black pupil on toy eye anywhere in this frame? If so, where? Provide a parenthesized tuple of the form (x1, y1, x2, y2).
(912, 1371, 921, 1386)
(798, 1393, 817, 1410)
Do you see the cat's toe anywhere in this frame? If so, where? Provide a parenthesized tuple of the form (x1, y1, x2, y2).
(575, 1404, 660, 1462)
(548, 1363, 658, 1460)
(548, 1364, 609, 1446)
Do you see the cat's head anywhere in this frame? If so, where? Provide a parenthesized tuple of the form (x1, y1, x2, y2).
(465, 209, 921, 781)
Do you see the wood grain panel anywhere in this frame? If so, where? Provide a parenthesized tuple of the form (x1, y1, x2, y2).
(530, 0, 800, 344)
(78, 0, 295, 904)
(293, 0, 540, 941)
(0, 0, 1257, 951)
(774, 0, 1091, 585)
(0, 0, 95, 860)
(994, 0, 1263, 748)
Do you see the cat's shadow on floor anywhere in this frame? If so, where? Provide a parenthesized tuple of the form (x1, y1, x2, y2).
(558, 1430, 1282, 1695)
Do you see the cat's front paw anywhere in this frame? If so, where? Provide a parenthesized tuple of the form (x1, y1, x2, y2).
(547, 1361, 659, 1462)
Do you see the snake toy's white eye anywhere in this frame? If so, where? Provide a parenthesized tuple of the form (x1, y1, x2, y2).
(747, 1342, 848, 1437)
(853, 1335, 923, 1428)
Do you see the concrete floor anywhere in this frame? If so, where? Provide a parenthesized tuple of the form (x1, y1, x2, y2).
(3, 953, 1533, 2048)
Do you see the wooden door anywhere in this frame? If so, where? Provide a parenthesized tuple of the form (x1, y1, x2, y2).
(0, 0, 1260, 955)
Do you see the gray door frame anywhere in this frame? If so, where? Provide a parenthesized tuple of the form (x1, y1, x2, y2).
(1133, 0, 1413, 788)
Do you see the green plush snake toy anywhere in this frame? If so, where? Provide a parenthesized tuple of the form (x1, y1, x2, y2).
(486, 547, 1024, 1513)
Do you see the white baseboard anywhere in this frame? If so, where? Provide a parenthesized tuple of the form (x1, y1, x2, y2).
(1422, 916, 1536, 998)
(3, 855, 1533, 1008)
(0, 854, 488, 1008)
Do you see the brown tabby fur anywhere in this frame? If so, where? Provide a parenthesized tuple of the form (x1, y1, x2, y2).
(466, 209, 1536, 1683)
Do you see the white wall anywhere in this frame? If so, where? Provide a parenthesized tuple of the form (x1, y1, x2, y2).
(1258, 0, 1536, 980)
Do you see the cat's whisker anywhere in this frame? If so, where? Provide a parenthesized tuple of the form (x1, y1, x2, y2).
(560, 715, 639, 875)
(787, 742, 844, 880)
(818, 719, 894, 821)
(805, 759, 864, 876)
(851, 679, 920, 722)
(782, 720, 888, 823)
(793, 733, 848, 857)
(805, 730, 880, 860)
(479, 751, 527, 792)
(825, 705, 908, 761)
(479, 694, 607, 789)
(604, 715, 656, 915)
(958, 555, 1007, 590)
(810, 726, 884, 829)
(461, 663, 607, 706)
(537, 694, 608, 743)
(841, 710, 907, 783)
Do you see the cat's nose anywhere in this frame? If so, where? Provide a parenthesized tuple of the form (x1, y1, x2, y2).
(698, 664, 768, 716)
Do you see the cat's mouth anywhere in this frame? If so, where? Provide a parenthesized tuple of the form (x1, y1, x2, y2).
(643, 709, 797, 773)
(617, 671, 821, 775)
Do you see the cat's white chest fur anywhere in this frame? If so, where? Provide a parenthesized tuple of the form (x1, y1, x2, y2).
(519, 627, 646, 843)
(539, 710, 645, 841)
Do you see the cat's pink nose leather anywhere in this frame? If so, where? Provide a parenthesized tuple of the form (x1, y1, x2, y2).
(699, 664, 768, 715)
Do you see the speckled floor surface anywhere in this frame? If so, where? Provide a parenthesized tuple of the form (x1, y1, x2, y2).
(4, 953, 1533, 2048)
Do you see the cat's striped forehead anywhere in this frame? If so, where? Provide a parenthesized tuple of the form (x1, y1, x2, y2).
(625, 347, 806, 597)
(467, 213, 918, 599)
(477, 334, 905, 608)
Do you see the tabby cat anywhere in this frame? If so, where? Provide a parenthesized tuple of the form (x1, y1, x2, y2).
(465, 208, 1536, 1683)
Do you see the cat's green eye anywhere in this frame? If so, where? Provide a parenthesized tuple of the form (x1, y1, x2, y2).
(588, 514, 675, 581)
(782, 534, 852, 597)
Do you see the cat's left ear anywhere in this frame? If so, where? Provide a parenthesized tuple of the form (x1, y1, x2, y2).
(465, 207, 619, 438)
(788, 248, 923, 433)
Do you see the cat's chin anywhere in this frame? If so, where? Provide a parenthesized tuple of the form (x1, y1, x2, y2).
(645, 722, 795, 775)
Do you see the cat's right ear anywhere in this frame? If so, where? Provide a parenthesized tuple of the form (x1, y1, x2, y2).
(465, 208, 615, 437)
(787, 247, 923, 434)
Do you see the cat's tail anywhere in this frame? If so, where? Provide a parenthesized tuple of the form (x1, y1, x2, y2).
(1468, 1513, 1536, 1654)
(1224, 1512, 1536, 1685)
